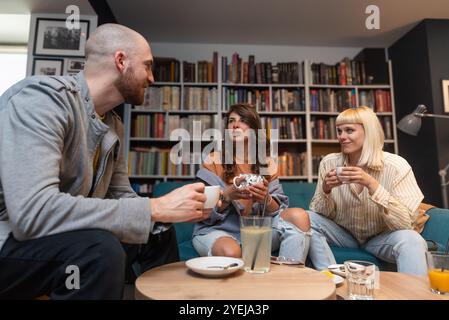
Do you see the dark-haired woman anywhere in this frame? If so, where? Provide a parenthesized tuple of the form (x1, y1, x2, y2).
(192, 104, 311, 263)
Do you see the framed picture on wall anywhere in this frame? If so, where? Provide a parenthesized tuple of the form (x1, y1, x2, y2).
(443, 80, 449, 113)
(33, 18, 90, 57)
(32, 58, 64, 76)
(67, 58, 85, 71)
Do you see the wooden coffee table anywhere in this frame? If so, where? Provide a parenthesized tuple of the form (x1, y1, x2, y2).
(336, 271, 449, 300)
(135, 261, 336, 300)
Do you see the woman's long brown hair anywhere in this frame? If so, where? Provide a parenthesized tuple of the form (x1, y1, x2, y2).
(221, 103, 270, 183)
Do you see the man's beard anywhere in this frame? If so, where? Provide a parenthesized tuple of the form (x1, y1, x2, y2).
(115, 66, 147, 105)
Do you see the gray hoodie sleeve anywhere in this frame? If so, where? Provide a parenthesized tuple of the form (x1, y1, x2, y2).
(0, 82, 152, 244)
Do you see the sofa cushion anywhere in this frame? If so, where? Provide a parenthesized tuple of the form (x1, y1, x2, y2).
(152, 181, 193, 198)
(422, 208, 449, 252)
(282, 182, 317, 209)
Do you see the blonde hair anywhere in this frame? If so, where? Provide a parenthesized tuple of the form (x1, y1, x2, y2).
(336, 106, 384, 169)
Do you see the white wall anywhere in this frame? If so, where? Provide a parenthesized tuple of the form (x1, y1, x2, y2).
(0, 50, 27, 95)
(151, 42, 362, 64)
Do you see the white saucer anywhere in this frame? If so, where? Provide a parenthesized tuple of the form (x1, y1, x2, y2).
(185, 256, 244, 277)
(328, 264, 346, 277)
(332, 274, 344, 286)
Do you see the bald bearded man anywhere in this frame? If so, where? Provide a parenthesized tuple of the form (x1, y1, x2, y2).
(0, 24, 215, 299)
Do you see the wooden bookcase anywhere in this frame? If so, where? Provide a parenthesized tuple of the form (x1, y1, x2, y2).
(123, 56, 397, 195)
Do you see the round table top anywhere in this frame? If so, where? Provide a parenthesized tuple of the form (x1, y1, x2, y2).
(336, 271, 449, 300)
(135, 261, 336, 300)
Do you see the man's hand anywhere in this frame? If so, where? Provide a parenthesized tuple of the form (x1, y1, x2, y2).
(150, 182, 209, 223)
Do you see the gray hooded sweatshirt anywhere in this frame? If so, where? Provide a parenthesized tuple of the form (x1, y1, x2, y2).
(0, 72, 157, 252)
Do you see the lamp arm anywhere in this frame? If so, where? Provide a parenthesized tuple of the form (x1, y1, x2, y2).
(416, 113, 449, 120)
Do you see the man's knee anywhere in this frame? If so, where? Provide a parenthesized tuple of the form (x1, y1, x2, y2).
(75, 230, 126, 274)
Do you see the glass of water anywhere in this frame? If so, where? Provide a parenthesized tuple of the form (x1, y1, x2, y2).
(240, 216, 272, 273)
(344, 260, 376, 300)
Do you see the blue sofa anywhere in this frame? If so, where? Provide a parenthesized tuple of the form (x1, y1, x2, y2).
(153, 181, 449, 270)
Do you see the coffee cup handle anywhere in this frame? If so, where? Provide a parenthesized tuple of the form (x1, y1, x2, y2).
(233, 176, 241, 189)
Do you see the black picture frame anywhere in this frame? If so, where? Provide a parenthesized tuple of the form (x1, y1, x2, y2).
(33, 18, 90, 57)
(32, 58, 64, 76)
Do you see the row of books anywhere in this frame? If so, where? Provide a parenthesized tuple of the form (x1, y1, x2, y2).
(359, 90, 392, 112)
(130, 148, 399, 181)
(128, 147, 191, 176)
(183, 52, 219, 83)
(310, 116, 394, 139)
(136, 86, 390, 114)
(271, 89, 305, 112)
(380, 116, 394, 140)
(223, 88, 305, 112)
(310, 117, 337, 140)
(310, 58, 368, 85)
(129, 149, 310, 178)
(278, 152, 307, 176)
(135, 86, 219, 111)
(310, 89, 357, 112)
(153, 56, 387, 87)
(131, 114, 165, 138)
(167, 115, 215, 136)
(154, 57, 180, 82)
(184, 87, 218, 111)
(223, 88, 269, 111)
(132, 114, 215, 138)
(136, 86, 180, 111)
(132, 114, 392, 140)
(261, 116, 305, 140)
(222, 53, 303, 84)
(312, 155, 325, 176)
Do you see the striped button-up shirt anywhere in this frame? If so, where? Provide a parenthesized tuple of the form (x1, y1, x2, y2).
(309, 151, 424, 245)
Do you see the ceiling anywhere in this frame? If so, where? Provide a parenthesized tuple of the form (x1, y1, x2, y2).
(1, 0, 449, 47)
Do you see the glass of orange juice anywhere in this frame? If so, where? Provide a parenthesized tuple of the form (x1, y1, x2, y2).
(426, 251, 449, 295)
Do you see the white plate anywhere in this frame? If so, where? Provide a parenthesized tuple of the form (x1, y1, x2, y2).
(185, 256, 244, 277)
(332, 274, 344, 286)
(328, 264, 346, 277)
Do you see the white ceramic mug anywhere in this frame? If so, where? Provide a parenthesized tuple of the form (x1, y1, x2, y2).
(204, 186, 221, 209)
(335, 166, 348, 183)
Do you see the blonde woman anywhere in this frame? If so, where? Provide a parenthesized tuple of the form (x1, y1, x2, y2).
(308, 106, 427, 275)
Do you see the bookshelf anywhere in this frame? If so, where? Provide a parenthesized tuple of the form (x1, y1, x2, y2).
(123, 55, 398, 195)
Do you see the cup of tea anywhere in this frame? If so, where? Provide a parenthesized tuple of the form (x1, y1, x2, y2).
(233, 174, 264, 190)
(426, 251, 449, 295)
(203, 186, 221, 209)
(335, 166, 349, 183)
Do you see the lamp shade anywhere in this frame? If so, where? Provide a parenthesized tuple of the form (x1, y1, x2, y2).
(397, 113, 422, 136)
